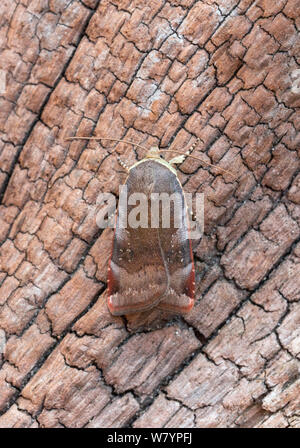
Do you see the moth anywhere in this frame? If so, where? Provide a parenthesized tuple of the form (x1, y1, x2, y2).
(66, 136, 232, 316)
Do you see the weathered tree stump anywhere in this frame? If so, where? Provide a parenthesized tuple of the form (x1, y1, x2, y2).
(0, 0, 299, 428)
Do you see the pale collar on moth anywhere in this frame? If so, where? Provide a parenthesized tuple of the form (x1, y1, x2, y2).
(130, 146, 179, 176)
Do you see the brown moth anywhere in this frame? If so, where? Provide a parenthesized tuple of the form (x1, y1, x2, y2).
(108, 146, 196, 315)
(66, 137, 233, 315)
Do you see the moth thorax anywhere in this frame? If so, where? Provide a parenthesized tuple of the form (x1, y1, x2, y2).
(146, 146, 160, 158)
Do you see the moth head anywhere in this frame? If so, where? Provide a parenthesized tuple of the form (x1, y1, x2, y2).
(146, 146, 161, 159)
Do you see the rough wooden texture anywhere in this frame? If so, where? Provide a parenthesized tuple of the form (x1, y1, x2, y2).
(0, 0, 299, 428)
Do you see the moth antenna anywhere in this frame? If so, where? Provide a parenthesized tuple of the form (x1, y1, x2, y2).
(158, 148, 235, 179)
(65, 136, 150, 153)
(66, 136, 235, 178)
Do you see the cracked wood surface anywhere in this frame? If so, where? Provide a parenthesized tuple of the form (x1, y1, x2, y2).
(0, 0, 299, 428)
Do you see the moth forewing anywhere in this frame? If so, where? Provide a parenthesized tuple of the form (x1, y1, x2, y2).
(107, 156, 195, 316)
